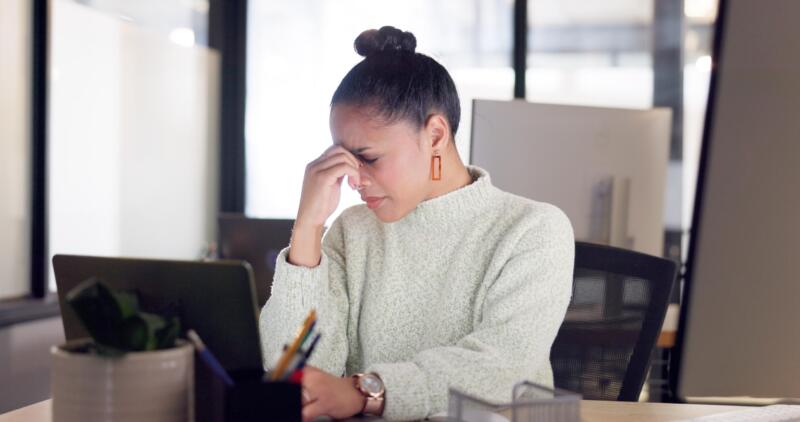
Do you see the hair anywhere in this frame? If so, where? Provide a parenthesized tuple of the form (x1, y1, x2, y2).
(331, 26, 461, 140)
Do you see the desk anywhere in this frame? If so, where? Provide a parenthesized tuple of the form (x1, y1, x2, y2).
(0, 399, 744, 421)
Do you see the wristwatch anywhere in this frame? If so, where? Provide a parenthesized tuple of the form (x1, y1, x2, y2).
(352, 372, 385, 415)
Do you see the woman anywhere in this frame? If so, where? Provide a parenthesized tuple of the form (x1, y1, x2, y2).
(260, 26, 574, 421)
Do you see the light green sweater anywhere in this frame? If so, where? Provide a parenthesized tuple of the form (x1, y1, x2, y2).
(259, 166, 574, 420)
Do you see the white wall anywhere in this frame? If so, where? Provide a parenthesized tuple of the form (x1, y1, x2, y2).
(0, 0, 31, 299)
(48, 0, 220, 289)
(116, 19, 219, 259)
(49, 0, 123, 264)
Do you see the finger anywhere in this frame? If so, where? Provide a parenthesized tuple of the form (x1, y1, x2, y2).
(308, 145, 344, 168)
(311, 152, 359, 176)
(324, 147, 364, 171)
(321, 144, 354, 160)
(316, 155, 359, 185)
(301, 387, 315, 406)
(319, 151, 360, 171)
(302, 400, 327, 422)
(318, 162, 361, 188)
(300, 366, 322, 392)
(321, 144, 342, 157)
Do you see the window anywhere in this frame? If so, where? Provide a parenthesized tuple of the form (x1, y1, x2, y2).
(526, 0, 655, 108)
(682, 0, 716, 242)
(525, 0, 717, 260)
(245, 0, 513, 223)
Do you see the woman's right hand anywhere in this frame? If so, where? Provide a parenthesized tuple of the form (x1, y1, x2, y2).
(289, 146, 362, 267)
(296, 145, 362, 228)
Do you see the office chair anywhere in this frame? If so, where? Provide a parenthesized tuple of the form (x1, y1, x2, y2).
(550, 241, 677, 401)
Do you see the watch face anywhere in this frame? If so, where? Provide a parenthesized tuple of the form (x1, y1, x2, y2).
(359, 374, 384, 396)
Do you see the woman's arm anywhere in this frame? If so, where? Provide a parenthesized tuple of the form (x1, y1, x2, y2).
(260, 144, 362, 374)
(259, 216, 351, 377)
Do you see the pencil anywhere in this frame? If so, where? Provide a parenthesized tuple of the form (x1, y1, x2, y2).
(271, 309, 316, 380)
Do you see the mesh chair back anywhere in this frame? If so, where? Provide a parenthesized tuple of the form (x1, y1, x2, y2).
(550, 241, 677, 401)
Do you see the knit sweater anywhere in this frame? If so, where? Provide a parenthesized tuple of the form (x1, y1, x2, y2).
(259, 166, 574, 421)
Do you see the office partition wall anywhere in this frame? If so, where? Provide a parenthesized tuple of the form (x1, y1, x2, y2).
(675, 0, 800, 400)
(0, 0, 32, 299)
(47, 0, 220, 289)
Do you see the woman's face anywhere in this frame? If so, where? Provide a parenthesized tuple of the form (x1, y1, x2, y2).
(330, 104, 433, 222)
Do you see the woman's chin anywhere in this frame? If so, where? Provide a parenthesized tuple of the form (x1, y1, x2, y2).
(370, 201, 408, 223)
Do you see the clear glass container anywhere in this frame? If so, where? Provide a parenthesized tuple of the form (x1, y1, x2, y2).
(448, 381, 580, 422)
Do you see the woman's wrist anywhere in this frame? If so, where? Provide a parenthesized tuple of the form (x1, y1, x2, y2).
(354, 385, 368, 414)
(288, 222, 324, 267)
(352, 373, 386, 416)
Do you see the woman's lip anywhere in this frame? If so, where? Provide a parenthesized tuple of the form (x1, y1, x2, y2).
(364, 197, 386, 209)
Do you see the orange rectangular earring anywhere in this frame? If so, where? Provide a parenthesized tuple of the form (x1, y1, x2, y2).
(431, 154, 442, 181)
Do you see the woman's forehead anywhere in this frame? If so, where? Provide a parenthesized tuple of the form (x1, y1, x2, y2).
(331, 107, 416, 151)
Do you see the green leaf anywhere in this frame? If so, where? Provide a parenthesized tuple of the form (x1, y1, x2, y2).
(121, 315, 150, 351)
(65, 278, 183, 354)
(66, 278, 127, 347)
(112, 290, 139, 320)
(155, 316, 181, 349)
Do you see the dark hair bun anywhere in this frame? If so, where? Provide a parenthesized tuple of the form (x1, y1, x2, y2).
(354, 26, 417, 57)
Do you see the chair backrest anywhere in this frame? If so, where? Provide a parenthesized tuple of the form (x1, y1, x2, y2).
(550, 241, 677, 401)
(217, 214, 295, 307)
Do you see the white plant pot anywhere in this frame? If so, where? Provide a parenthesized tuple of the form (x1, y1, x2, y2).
(51, 339, 194, 422)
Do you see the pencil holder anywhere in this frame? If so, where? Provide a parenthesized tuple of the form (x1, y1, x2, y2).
(195, 356, 301, 422)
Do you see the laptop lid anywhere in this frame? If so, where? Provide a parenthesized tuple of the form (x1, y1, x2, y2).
(52, 254, 262, 371)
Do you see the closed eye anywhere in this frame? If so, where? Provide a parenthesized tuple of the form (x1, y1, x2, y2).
(359, 156, 378, 165)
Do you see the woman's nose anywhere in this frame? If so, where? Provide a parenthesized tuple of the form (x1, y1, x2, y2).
(356, 166, 372, 190)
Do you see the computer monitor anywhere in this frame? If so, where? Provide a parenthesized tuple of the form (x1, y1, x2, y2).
(52, 255, 262, 372)
(217, 214, 295, 307)
(673, 0, 800, 401)
(470, 100, 671, 257)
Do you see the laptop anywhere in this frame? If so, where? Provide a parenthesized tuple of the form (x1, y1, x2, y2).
(52, 254, 263, 371)
(217, 214, 295, 307)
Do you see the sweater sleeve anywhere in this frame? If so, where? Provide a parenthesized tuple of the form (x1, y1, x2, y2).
(366, 208, 575, 421)
(259, 217, 349, 376)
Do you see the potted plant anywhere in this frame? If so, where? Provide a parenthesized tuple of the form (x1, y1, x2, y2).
(51, 278, 194, 422)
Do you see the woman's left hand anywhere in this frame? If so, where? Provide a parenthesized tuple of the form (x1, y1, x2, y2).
(301, 366, 365, 422)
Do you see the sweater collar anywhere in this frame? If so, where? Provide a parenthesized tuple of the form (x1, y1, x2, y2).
(385, 165, 500, 230)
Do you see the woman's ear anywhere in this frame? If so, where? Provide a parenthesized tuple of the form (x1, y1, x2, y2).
(424, 113, 452, 151)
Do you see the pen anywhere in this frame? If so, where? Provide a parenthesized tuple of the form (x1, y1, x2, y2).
(303, 333, 321, 361)
(292, 333, 322, 376)
(300, 320, 317, 347)
(280, 351, 305, 381)
(285, 333, 322, 384)
(187, 329, 234, 386)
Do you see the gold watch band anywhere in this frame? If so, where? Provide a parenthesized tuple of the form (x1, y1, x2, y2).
(353, 373, 385, 416)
